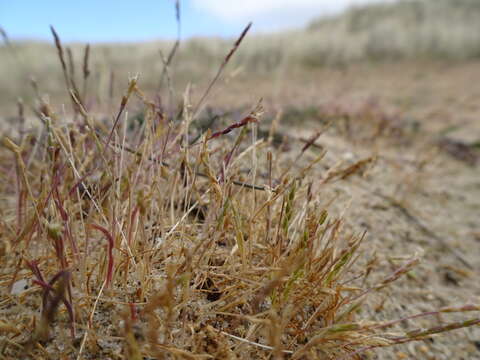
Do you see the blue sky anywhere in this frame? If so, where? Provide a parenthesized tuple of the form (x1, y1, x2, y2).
(1, 0, 390, 43)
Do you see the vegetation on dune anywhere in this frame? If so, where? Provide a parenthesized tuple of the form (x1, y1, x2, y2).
(0, 8, 479, 358)
(305, 0, 480, 65)
(4, 0, 480, 116)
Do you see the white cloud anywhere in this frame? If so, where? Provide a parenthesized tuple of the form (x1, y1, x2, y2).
(192, 0, 391, 31)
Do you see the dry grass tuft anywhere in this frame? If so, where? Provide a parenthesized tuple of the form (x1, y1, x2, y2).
(0, 19, 478, 360)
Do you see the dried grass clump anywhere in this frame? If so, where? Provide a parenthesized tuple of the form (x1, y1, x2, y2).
(277, 99, 414, 147)
(0, 23, 479, 360)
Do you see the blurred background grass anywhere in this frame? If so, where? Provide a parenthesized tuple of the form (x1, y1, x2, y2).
(2, 0, 480, 113)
